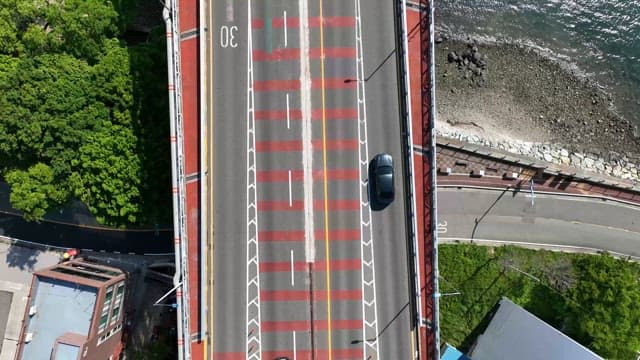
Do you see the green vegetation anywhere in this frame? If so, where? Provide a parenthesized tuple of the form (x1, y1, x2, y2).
(0, 0, 170, 226)
(439, 244, 640, 359)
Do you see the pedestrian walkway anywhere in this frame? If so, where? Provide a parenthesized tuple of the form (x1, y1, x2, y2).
(435, 138, 640, 205)
(0, 240, 59, 360)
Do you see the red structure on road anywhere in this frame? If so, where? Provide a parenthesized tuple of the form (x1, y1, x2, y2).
(407, 1, 440, 359)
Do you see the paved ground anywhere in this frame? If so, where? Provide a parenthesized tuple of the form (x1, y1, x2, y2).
(0, 240, 59, 360)
(0, 291, 12, 355)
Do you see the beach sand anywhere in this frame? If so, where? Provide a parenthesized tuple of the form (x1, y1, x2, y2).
(434, 38, 640, 163)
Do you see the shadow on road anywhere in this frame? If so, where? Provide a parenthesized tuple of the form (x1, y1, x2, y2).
(4, 243, 40, 271)
(470, 187, 510, 239)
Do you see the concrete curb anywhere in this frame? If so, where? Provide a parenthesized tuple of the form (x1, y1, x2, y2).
(437, 183, 640, 208)
(439, 237, 640, 262)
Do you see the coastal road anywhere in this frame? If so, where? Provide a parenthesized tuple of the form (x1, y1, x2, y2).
(210, 0, 411, 359)
(437, 187, 640, 258)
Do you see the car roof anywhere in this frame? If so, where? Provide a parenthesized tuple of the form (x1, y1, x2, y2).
(375, 153, 393, 167)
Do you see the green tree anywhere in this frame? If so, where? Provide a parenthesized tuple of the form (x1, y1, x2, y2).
(71, 123, 142, 225)
(5, 163, 67, 221)
(566, 254, 640, 359)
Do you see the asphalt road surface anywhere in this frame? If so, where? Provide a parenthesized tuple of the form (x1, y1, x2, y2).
(210, 0, 411, 359)
(437, 187, 640, 258)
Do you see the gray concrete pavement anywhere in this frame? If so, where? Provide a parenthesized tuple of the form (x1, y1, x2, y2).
(437, 187, 640, 258)
(0, 241, 59, 360)
(211, 0, 249, 355)
(211, 0, 410, 358)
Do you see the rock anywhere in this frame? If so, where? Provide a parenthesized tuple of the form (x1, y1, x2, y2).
(560, 156, 570, 164)
(560, 148, 569, 157)
(583, 157, 595, 168)
(447, 52, 458, 63)
(570, 154, 581, 165)
(543, 153, 553, 162)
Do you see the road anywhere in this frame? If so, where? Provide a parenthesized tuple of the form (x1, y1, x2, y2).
(437, 187, 640, 258)
(209, 0, 411, 359)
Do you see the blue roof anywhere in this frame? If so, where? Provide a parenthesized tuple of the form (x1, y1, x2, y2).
(54, 343, 81, 360)
(19, 277, 97, 360)
(441, 343, 473, 360)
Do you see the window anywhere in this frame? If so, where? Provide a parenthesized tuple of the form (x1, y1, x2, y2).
(98, 312, 109, 333)
(104, 286, 114, 306)
(109, 282, 125, 325)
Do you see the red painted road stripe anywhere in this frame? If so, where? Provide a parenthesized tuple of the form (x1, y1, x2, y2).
(253, 47, 355, 61)
(312, 258, 361, 271)
(256, 169, 359, 182)
(312, 78, 356, 89)
(262, 349, 363, 360)
(312, 139, 359, 150)
(309, 47, 356, 58)
(255, 109, 303, 121)
(213, 353, 244, 360)
(256, 140, 301, 152)
(258, 200, 359, 211)
(255, 78, 354, 91)
(259, 229, 359, 241)
(311, 108, 358, 120)
(262, 319, 361, 332)
(258, 200, 304, 211)
(255, 108, 357, 121)
(257, 139, 358, 151)
(252, 16, 355, 29)
(315, 229, 361, 241)
(259, 230, 304, 241)
(260, 258, 361, 272)
(254, 79, 300, 91)
(261, 289, 361, 301)
(315, 200, 360, 211)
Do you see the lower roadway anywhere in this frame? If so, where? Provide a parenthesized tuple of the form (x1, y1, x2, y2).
(437, 187, 640, 258)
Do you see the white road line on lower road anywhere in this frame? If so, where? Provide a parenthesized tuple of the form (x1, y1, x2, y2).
(289, 170, 293, 206)
(293, 331, 297, 360)
(284, 10, 288, 47)
(286, 93, 290, 129)
(290, 249, 295, 286)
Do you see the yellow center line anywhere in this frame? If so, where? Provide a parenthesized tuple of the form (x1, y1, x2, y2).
(319, 0, 333, 358)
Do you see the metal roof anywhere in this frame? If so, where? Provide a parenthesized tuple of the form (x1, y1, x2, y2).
(470, 297, 602, 360)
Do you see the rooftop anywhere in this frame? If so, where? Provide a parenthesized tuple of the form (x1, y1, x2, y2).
(470, 297, 603, 360)
(19, 276, 97, 360)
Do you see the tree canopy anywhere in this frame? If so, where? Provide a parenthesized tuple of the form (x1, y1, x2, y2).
(565, 254, 640, 359)
(0, 0, 170, 226)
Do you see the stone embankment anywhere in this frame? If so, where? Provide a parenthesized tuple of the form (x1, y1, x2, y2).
(437, 130, 640, 183)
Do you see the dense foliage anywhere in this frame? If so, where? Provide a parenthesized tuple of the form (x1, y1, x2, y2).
(439, 245, 640, 359)
(0, 0, 170, 226)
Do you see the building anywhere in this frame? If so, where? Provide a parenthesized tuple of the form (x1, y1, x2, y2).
(441, 343, 472, 360)
(469, 297, 602, 360)
(14, 257, 128, 360)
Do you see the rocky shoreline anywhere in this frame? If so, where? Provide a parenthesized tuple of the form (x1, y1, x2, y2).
(434, 37, 640, 177)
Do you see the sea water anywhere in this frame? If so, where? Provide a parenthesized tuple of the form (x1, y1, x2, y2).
(436, 0, 640, 125)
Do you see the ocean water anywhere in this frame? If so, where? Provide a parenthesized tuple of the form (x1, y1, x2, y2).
(435, 0, 640, 125)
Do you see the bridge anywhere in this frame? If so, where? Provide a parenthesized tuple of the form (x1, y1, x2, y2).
(164, 1, 439, 358)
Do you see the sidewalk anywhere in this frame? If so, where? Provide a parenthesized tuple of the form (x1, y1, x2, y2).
(435, 139, 640, 205)
(0, 241, 59, 360)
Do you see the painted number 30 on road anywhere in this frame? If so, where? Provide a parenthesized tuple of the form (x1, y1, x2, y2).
(220, 25, 238, 48)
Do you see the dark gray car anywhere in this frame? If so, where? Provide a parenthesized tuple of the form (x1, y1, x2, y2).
(369, 153, 394, 210)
